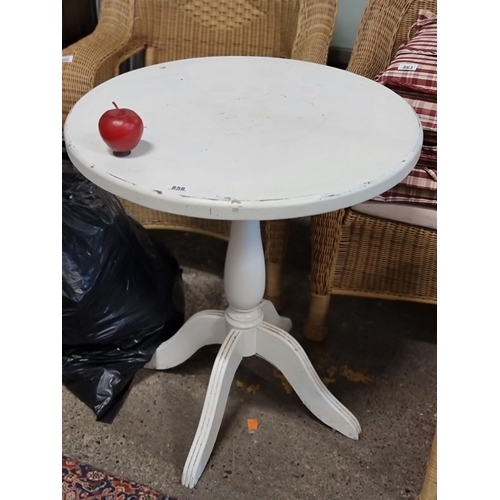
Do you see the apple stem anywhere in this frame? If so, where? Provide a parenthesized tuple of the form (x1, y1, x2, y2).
(112, 101, 119, 109)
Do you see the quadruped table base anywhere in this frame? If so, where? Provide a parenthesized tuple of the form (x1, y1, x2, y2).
(144, 220, 361, 488)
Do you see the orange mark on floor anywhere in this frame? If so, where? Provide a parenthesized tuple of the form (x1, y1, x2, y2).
(247, 418, 259, 431)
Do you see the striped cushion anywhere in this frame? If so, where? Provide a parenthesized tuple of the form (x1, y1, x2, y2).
(377, 10, 437, 95)
(372, 9, 438, 206)
(373, 164, 437, 205)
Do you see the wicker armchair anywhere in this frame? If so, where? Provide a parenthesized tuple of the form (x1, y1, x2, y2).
(303, 0, 437, 341)
(62, 0, 338, 310)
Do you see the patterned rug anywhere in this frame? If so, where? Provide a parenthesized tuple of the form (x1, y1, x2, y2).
(62, 456, 178, 500)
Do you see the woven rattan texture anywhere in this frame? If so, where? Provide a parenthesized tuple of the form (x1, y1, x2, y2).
(330, 210, 437, 302)
(304, 0, 437, 342)
(325, 0, 436, 302)
(62, 0, 338, 309)
(62, 0, 337, 129)
(347, 0, 437, 80)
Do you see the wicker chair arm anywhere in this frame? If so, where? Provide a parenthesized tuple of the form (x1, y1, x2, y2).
(62, 0, 145, 131)
(347, 0, 416, 79)
(63, 34, 146, 132)
(291, 0, 338, 65)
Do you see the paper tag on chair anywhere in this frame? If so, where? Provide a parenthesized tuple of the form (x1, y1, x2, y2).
(62, 55, 74, 63)
(398, 63, 418, 71)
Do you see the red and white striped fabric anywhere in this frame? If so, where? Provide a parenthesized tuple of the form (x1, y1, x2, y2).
(404, 97, 437, 132)
(403, 10, 437, 55)
(371, 9, 438, 206)
(377, 53, 437, 95)
(373, 164, 437, 205)
(420, 146, 437, 162)
(376, 10, 437, 96)
(373, 185, 437, 205)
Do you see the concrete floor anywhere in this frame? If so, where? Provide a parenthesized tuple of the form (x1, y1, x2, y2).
(62, 218, 437, 500)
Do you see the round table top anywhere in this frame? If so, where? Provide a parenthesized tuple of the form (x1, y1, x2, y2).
(64, 56, 422, 220)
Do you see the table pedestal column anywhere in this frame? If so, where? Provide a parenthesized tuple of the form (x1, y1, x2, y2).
(146, 220, 361, 488)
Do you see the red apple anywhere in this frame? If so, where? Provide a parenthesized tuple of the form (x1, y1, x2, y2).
(98, 102, 144, 157)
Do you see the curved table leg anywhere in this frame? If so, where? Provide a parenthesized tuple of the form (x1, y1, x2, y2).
(182, 328, 244, 488)
(154, 220, 359, 489)
(256, 321, 361, 439)
(259, 299, 292, 332)
(145, 311, 226, 370)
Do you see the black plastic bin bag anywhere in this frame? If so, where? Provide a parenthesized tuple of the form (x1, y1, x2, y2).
(62, 150, 185, 422)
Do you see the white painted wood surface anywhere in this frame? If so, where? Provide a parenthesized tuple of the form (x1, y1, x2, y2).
(64, 56, 422, 221)
(64, 56, 423, 488)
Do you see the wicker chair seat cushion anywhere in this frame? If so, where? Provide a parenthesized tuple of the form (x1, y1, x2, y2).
(395, 88, 436, 145)
(404, 97, 436, 133)
(378, 53, 436, 95)
(352, 201, 436, 230)
(373, 151, 437, 205)
(372, 170, 436, 205)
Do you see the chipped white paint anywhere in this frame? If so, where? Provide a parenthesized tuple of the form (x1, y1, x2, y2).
(152, 220, 361, 488)
(64, 56, 422, 221)
(63, 56, 422, 488)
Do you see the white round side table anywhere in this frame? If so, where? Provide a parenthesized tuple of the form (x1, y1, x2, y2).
(64, 55, 422, 488)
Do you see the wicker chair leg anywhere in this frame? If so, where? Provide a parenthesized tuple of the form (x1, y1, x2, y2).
(265, 261, 284, 311)
(416, 430, 437, 500)
(261, 220, 290, 312)
(304, 293, 331, 341)
(303, 210, 345, 341)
